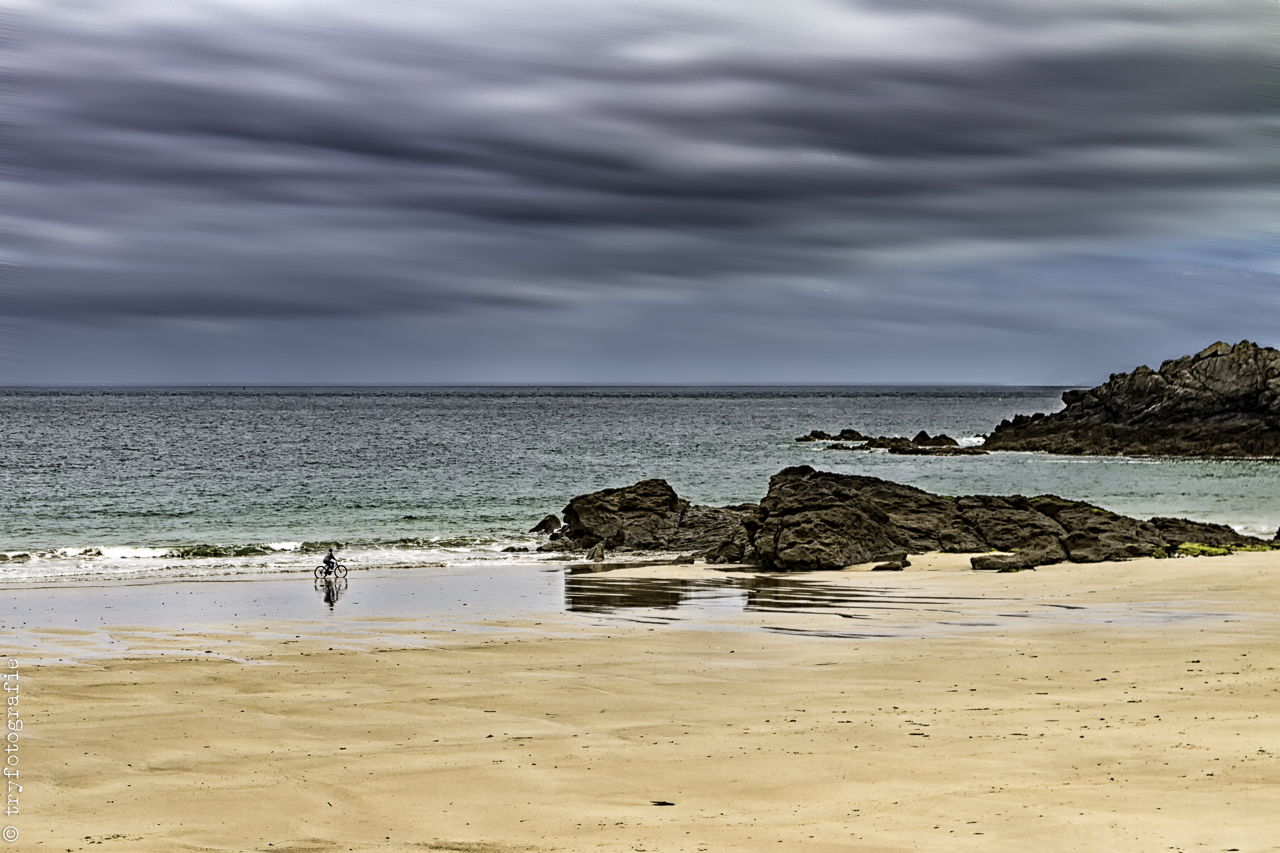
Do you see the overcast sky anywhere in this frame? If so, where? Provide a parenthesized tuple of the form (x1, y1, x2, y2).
(10, 0, 1276, 384)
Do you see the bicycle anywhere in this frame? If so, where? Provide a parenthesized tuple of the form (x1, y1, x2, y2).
(314, 562, 348, 579)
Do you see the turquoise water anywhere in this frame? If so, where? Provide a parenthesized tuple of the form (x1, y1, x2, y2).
(2, 386, 1277, 582)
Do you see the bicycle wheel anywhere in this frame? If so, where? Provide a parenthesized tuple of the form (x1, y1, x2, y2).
(314, 565, 327, 579)
(334, 564, 348, 578)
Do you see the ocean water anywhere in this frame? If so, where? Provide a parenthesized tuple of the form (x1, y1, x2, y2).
(2, 386, 1277, 584)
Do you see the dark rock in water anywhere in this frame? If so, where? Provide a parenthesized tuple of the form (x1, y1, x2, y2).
(824, 443, 855, 451)
(584, 542, 606, 562)
(863, 436, 917, 452)
(911, 430, 960, 447)
(888, 445, 987, 456)
(984, 341, 1280, 457)
(865, 435, 979, 454)
(530, 514, 561, 534)
(562, 479, 689, 549)
(797, 428, 865, 442)
(502, 545, 531, 553)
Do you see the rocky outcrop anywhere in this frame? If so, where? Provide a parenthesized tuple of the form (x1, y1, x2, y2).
(559, 479, 688, 549)
(743, 466, 1270, 571)
(912, 431, 959, 447)
(821, 434, 984, 456)
(796, 428, 866, 442)
(538, 468, 1272, 570)
(540, 479, 757, 559)
(741, 471, 905, 571)
(886, 444, 986, 457)
(984, 341, 1280, 457)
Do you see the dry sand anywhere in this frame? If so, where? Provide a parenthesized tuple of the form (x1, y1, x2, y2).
(13, 551, 1280, 852)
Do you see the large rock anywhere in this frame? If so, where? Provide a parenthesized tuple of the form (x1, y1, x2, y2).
(741, 466, 1270, 571)
(912, 430, 960, 447)
(561, 479, 689, 549)
(984, 341, 1280, 457)
(744, 469, 902, 571)
(555, 481, 756, 557)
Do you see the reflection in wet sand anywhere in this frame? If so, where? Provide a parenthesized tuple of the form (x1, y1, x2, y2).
(316, 577, 348, 610)
(565, 570, 1013, 628)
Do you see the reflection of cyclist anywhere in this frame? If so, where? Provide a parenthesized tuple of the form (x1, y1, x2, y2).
(323, 549, 337, 572)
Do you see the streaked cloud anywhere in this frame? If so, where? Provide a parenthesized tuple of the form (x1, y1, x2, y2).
(10, 0, 1275, 382)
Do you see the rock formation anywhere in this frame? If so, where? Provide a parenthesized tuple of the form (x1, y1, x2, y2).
(984, 341, 1280, 457)
(812, 432, 982, 455)
(796, 428, 865, 442)
(912, 431, 959, 447)
(538, 479, 757, 560)
(538, 468, 1270, 570)
(559, 479, 688, 550)
(743, 466, 1268, 571)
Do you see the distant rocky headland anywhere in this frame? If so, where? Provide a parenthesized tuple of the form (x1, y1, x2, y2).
(791, 341, 1279, 459)
(985, 340, 1280, 458)
(532, 469, 1277, 572)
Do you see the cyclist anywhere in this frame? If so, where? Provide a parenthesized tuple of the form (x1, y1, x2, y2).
(323, 548, 338, 574)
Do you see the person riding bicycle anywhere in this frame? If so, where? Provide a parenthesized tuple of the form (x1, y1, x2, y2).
(323, 548, 338, 573)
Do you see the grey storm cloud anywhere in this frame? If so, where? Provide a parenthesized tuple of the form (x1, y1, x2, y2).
(10, 0, 1276, 382)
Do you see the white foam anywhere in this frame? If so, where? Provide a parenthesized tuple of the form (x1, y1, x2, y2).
(99, 546, 171, 559)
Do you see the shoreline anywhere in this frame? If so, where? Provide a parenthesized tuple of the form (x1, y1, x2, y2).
(15, 551, 1280, 851)
(5, 551, 1278, 659)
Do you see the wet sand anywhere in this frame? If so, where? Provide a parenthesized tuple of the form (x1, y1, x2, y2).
(13, 551, 1280, 852)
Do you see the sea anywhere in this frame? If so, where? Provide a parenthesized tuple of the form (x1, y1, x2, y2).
(3, 386, 1278, 585)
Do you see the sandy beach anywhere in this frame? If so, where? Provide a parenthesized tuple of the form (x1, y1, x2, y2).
(12, 551, 1280, 852)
